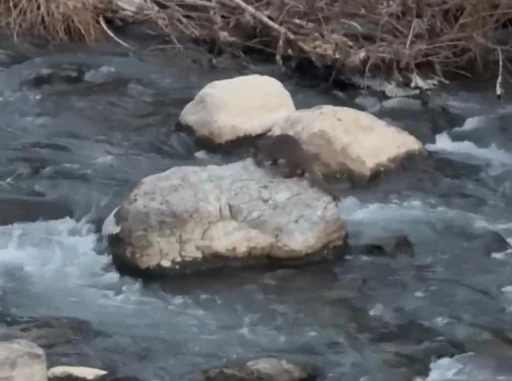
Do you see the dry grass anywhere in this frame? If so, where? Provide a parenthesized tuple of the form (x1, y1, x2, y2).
(0, 0, 111, 44)
(2, 0, 512, 85)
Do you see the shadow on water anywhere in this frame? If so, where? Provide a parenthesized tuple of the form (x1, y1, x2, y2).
(0, 33, 512, 381)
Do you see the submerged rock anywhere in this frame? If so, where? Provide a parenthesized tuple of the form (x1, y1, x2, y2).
(471, 230, 511, 256)
(0, 339, 48, 381)
(375, 97, 465, 144)
(0, 196, 73, 226)
(103, 158, 345, 275)
(353, 94, 381, 113)
(451, 110, 512, 152)
(179, 74, 296, 143)
(21, 65, 86, 88)
(267, 105, 425, 181)
(204, 357, 317, 381)
(356, 234, 415, 258)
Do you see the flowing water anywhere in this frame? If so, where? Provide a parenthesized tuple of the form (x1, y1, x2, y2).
(0, 36, 511, 381)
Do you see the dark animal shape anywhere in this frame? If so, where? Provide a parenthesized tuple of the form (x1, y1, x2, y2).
(253, 133, 340, 201)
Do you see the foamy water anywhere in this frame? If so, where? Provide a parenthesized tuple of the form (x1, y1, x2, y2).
(423, 353, 512, 381)
(0, 217, 215, 337)
(425, 132, 512, 171)
(342, 122, 512, 380)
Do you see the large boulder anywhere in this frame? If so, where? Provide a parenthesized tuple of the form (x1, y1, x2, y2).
(0, 339, 48, 381)
(267, 105, 425, 180)
(102, 159, 345, 275)
(178, 75, 296, 143)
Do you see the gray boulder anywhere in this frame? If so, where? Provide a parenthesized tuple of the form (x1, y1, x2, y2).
(103, 159, 345, 275)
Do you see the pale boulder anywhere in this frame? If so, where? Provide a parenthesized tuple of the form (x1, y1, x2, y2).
(48, 366, 107, 380)
(269, 105, 425, 178)
(205, 357, 316, 381)
(179, 75, 295, 143)
(0, 339, 47, 381)
(103, 159, 344, 274)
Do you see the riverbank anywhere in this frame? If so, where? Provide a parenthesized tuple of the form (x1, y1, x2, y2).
(2, 0, 512, 91)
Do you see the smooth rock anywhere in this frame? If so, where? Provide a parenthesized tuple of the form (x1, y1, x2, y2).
(0, 339, 48, 381)
(104, 158, 345, 274)
(204, 357, 317, 381)
(179, 75, 296, 143)
(267, 105, 425, 179)
(48, 366, 107, 380)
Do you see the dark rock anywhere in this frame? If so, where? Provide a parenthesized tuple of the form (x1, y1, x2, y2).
(469, 230, 511, 256)
(21, 65, 86, 88)
(203, 357, 317, 381)
(357, 234, 415, 258)
(374, 97, 463, 144)
(0, 196, 73, 226)
(97, 377, 143, 381)
(450, 111, 512, 152)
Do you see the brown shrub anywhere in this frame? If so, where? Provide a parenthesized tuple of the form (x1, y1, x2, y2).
(153, 0, 512, 84)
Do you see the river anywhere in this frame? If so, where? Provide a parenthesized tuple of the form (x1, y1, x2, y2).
(0, 35, 511, 381)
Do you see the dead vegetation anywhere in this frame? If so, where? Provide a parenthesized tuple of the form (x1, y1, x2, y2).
(2, 0, 512, 86)
(0, 0, 111, 43)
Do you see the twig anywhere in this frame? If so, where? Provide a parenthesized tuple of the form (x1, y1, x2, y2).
(406, 19, 415, 49)
(496, 47, 504, 100)
(99, 15, 133, 49)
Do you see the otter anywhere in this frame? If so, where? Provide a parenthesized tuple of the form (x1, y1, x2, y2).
(253, 133, 340, 201)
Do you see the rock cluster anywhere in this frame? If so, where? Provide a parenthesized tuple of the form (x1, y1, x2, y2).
(0, 339, 314, 381)
(102, 74, 425, 275)
(0, 339, 135, 381)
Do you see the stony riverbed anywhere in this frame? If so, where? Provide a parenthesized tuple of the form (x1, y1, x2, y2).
(0, 31, 511, 381)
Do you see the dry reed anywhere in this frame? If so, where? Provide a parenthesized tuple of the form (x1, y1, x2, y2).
(2, 0, 512, 84)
